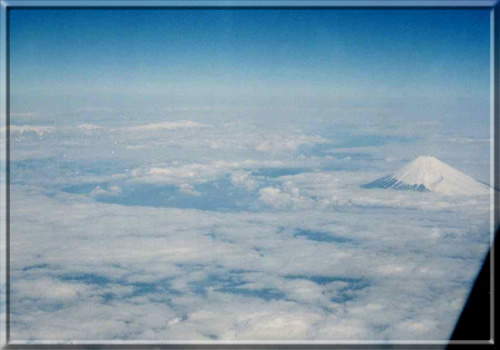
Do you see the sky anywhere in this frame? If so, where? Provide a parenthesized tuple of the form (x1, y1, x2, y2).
(10, 9, 491, 121)
(5, 8, 494, 343)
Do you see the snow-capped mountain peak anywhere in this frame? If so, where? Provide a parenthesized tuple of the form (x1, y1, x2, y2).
(363, 156, 489, 195)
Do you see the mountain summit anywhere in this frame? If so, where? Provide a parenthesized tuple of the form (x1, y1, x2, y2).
(362, 156, 489, 195)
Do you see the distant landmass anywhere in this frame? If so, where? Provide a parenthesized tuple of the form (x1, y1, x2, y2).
(362, 156, 490, 195)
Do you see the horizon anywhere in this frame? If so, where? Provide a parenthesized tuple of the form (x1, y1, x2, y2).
(10, 9, 490, 122)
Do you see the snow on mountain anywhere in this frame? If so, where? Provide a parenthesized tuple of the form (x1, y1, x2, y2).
(362, 156, 490, 195)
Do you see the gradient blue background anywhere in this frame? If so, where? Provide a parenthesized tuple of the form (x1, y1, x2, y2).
(9, 9, 491, 120)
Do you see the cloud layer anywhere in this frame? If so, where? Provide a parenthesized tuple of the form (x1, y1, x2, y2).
(6, 115, 492, 342)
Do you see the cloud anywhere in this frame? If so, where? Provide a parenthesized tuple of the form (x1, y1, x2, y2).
(254, 135, 326, 153)
(124, 145, 147, 150)
(10, 112, 41, 118)
(5, 125, 56, 136)
(3, 119, 208, 144)
(77, 124, 104, 133)
(130, 162, 236, 186)
(179, 184, 202, 196)
(90, 185, 123, 198)
(258, 183, 314, 210)
(120, 120, 208, 132)
(439, 136, 490, 144)
(230, 171, 258, 191)
(127, 160, 284, 188)
(6, 114, 492, 342)
(13, 277, 93, 300)
(8, 181, 490, 341)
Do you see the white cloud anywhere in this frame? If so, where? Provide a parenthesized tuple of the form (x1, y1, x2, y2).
(6, 125, 56, 136)
(127, 160, 285, 188)
(8, 183, 490, 341)
(6, 114, 492, 342)
(124, 144, 147, 150)
(254, 135, 326, 153)
(120, 120, 208, 132)
(13, 277, 93, 300)
(90, 185, 123, 198)
(179, 184, 201, 196)
(77, 124, 104, 133)
(130, 161, 236, 186)
(230, 171, 258, 191)
(258, 183, 314, 210)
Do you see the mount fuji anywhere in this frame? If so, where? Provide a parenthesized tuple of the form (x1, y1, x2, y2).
(362, 156, 490, 195)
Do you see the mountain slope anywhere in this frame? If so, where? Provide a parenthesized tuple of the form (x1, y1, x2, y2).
(362, 156, 490, 195)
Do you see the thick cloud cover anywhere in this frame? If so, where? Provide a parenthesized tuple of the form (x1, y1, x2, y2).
(6, 113, 492, 343)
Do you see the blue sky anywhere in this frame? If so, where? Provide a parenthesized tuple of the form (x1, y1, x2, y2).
(10, 9, 491, 118)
